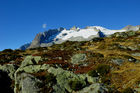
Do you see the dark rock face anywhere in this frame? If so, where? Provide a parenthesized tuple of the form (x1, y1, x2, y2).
(29, 33, 46, 48)
(19, 43, 31, 50)
(98, 31, 106, 38)
(0, 70, 13, 93)
(28, 28, 64, 49)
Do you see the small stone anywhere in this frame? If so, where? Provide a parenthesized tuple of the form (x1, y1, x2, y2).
(131, 53, 140, 57)
(112, 58, 124, 65)
(71, 53, 86, 64)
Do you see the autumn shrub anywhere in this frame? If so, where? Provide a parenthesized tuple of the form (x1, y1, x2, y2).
(45, 73, 56, 84)
(101, 76, 111, 85)
(90, 52, 104, 57)
(69, 79, 85, 91)
(96, 64, 110, 76)
(92, 37, 104, 42)
(2, 49, 13, 53)
(88, 70, 98, 77)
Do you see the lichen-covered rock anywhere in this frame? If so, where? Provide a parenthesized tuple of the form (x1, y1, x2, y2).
(131, 53, 140, 57)
(76, 83, 108, 93)
(71, 53, 86, 64)
(20, 56, 41, 67)
(16, 64, 49, 74)
(48, 67, 85, 92)
(53, 84, 67, 93)
(128, 46, 139, 51)
(127, 31, 136, 37)
(112, 32, 128, 38)
(14, 64, 50, 93)
(114, 44, 139, 51)
(48, 67, 97, 92)
(112, 31, 136, 38)
(135, 88, 140, 93)
(134, 83, 140, 92)
(20, 64, 49, 73)
(0, 64, 17, 79)
(117, 45, 128, 50)
(16, 73, 42, 93)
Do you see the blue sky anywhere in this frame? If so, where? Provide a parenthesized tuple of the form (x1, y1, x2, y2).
(0, 0, 140, 51)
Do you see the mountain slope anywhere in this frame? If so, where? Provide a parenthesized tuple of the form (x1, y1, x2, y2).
(20, 25, 140, 50)
(1, 29, 140, 93)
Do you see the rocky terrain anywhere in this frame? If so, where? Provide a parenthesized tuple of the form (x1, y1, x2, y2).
(1, 28, 140, 93)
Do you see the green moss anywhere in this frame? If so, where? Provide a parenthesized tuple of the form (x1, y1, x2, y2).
(88, 70, 98, 77)
(96, 64, 110, 76)
(69, 79, 85, 91)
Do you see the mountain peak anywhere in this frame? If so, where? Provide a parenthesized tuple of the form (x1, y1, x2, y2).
(122, 25, 140, 31)
(20, 25, 140, 50)
(70, 26, 80, 31)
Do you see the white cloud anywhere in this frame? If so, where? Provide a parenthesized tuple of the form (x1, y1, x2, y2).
(42, 24, 47, 29)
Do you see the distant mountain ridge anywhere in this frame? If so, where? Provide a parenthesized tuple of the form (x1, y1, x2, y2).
(19, 25, 140, 50)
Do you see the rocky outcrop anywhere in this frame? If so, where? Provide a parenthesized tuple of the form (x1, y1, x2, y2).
(48, 67, 99, 93)
(0, 64, 17, 80)
(122, 25, 140, 31)
(112, 30, 137, 38)
(70, 26, 80, 31)
(71, 53, 87, 64)
(131, 53, 140, 57)
(76, 83, 108, 93)
(20, 56, 41, 67)
(28, 28, 64, 49)
(14, 56, 49, 93)
(12, 55, 107, 93)
(111, 58, 124, 65)
(17, 73, 42, 93)
(28, 33, 45, 48)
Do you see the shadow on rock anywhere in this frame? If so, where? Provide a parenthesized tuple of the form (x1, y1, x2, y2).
(0, 70, 13, 93)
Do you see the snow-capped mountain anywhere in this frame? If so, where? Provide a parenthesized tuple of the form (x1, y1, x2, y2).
(20, 25, 140, 50)
(54, 26, 126, 41)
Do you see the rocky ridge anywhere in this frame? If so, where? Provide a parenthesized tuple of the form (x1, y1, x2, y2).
(20, 25, 140, 50)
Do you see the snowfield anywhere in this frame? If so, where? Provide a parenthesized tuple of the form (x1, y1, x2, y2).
(55, 26, 127, 40)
